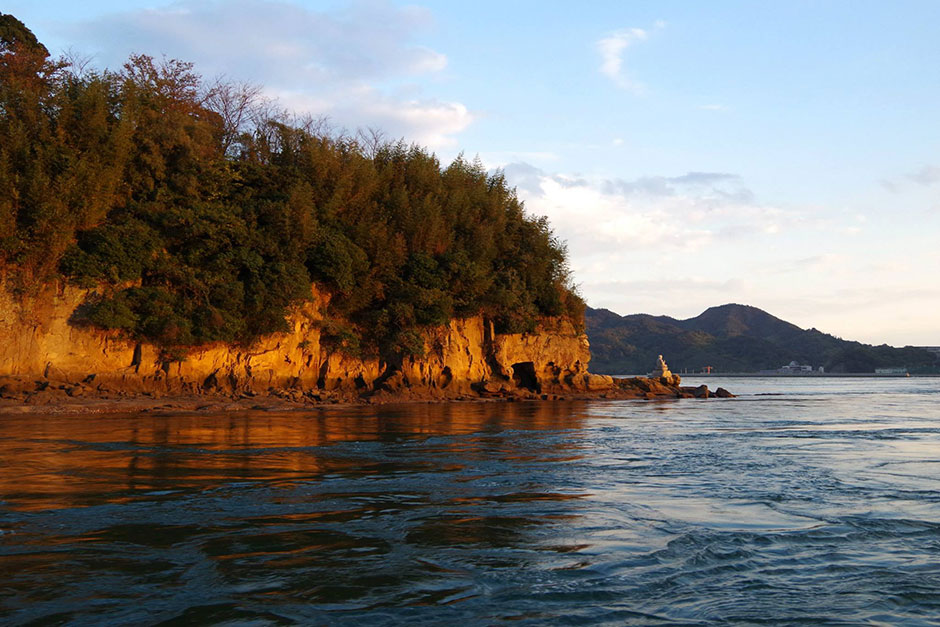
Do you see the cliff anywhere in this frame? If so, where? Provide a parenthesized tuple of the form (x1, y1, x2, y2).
(0, 284, 623, 407)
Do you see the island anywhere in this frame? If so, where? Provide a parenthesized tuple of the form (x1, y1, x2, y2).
(0, 14, 730, 412)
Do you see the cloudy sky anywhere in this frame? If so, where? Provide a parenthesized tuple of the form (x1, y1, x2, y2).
(9, 0, 940, 345)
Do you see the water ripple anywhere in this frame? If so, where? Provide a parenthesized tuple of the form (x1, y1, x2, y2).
(2, 378, 940, 624)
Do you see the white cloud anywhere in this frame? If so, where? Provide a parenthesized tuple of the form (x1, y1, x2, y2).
(909, 165, 940, 186)
(792, 253, 850, 271)
(524, 163, 939, 345)
(501, 163, 789, 288)
(477, 151, 560, 170)
(595, 22, 661, 91)
(64, 0, 471, 148)
(497, 162, 940, 345)
(882, 163, 940, 193)
(362, 97, 473, 149)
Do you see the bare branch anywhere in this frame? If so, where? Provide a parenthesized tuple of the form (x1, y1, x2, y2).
(356, 126, 386, 159)
(204, 77, 266, 155)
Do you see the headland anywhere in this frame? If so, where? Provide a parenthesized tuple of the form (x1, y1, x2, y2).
(0, 285, 732, 415)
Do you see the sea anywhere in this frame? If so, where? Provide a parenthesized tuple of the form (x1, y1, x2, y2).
(1, 377, 939, 625)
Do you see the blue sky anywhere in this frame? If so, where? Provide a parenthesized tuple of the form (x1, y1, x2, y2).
(7, 0, 940, 345)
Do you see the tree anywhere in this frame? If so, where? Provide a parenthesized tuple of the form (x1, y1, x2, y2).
(2, 14, 585, 360)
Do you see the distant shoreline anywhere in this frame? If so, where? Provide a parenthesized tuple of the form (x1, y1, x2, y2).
(608, 372, 940, 378)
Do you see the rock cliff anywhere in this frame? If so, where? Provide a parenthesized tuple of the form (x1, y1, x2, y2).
(0, 284, 601, 403)
(0, 285, 733, 410)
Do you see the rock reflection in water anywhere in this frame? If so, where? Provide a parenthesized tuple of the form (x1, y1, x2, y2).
(0, 402, 589, 513)
(0, 402, 595, 623)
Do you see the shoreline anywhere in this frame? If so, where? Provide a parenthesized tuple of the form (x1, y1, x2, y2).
(0, 376, 734, 416)
(608, 373, 938, 378)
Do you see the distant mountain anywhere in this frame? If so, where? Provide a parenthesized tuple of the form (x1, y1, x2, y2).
(586, 303, 937, 375)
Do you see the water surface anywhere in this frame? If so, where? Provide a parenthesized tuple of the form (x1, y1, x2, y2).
(2, 378, 940, 624)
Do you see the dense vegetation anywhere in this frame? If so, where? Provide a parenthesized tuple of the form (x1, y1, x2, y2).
(0, 15, 583, 359)
(587, 304, 938, 374)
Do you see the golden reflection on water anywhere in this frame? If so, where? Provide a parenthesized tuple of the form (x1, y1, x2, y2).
(5, 382, 940, 624)
(0, 402, 590, 512)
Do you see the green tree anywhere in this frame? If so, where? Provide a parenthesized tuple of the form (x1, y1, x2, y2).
(2, 14, 584, 362)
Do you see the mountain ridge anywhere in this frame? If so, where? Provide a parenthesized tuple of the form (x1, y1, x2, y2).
(586, 303, 937, 375)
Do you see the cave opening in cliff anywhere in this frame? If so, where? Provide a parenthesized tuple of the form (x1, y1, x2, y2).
(511, 362, 540, 392)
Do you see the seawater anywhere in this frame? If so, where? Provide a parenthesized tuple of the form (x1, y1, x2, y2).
(2, 377, 939, 625)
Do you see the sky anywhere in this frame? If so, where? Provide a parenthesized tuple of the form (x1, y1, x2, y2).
(7, 0, 940, 345)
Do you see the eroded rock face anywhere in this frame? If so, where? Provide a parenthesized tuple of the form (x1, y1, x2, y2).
(0, 285, 736, 406)
(0, 284, 595, 401)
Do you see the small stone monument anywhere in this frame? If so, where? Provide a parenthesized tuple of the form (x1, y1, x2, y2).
(650, 354, 681, 386)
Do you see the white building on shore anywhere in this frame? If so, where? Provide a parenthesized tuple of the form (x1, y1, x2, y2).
(759, 361, 823, 375)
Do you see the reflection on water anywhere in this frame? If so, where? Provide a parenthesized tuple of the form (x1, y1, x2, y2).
(2, 379, 940, 624)
(0, 403, 588, 513)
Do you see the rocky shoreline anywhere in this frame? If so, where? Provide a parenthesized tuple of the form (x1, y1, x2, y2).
(1, 286, 733, 416)
(0, 373, 734, 415)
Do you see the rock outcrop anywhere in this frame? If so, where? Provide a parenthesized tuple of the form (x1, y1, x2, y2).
(649, 354, 681, 386)
(0, 284, 589, 403)
(0, 284, 733, 410)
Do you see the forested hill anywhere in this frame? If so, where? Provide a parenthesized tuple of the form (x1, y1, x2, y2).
(586, 304, 937, 374)
(0, 14, 583, 361)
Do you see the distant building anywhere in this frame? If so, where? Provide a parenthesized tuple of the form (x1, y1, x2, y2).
(875, 367, 909, 375)
(758, 361, 819, 375)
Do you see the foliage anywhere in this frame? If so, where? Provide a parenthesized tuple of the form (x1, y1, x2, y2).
(0, 17, 129, 282)
(0, 16, 584, 360)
